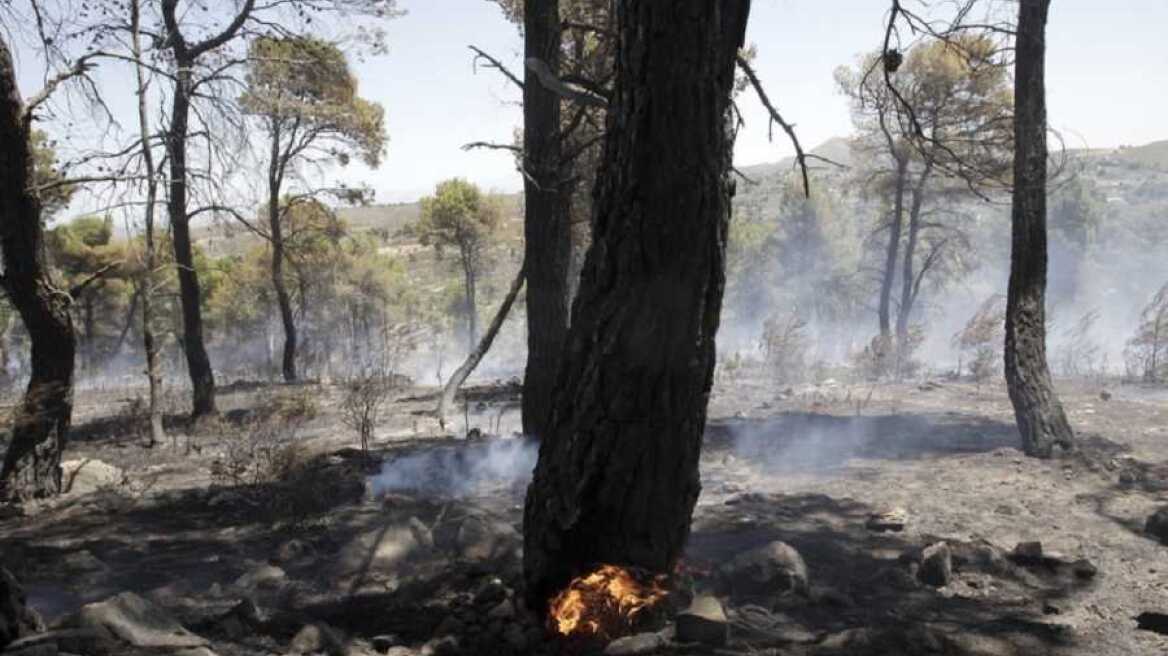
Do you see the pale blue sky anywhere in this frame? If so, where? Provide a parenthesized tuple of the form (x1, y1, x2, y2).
(15, 0, 1168, 206)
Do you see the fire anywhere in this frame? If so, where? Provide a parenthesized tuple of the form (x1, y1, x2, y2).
(549, 564, 670, 639)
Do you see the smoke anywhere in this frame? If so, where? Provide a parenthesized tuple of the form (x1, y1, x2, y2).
(368, 435, 538, 498)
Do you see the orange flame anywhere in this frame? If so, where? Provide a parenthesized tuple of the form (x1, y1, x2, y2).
(549, 564, 669, 639)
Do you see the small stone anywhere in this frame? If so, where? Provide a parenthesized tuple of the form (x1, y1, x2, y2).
(719, 540, 809, 599)
(1071, 559, 1098, 580)
(1012, 541, 1044, 562)
(275, 538, 312, 563)
(676, 595, 728, 646)
(1146, 508, 1168, 545)
(918, 542, 952, 587)
(289, 623, 345, 656)
(866, 508, 908, 532)
(603, 632, 665, 655)
(372, 634, 403, 652)
(234, 563, 286, 590)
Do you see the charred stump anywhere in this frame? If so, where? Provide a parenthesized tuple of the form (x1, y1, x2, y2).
(1004, 0, 1074, 458)
(523, 0, 750, 610)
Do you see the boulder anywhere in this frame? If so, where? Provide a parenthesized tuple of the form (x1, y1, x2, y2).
(234, 563, 286, 590)
(866, 508, 908, 532)
(1146, 507, 1168, 545)
(1, 567, 44, 649)
(719, 540, 809, 599)
(675, 595, 728, 646)
(335, 524, 427, 579)
(918, 542, 952, 587)
(603, 632, 666, 655)
(78, 592, 207, 649)
(59, 459, 123, 495)
(289, 622, 345, 656)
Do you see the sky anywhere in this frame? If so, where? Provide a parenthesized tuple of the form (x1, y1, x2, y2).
(14, 0, 1168, 207)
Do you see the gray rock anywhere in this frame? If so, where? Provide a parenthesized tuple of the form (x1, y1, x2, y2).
(675, 595, 728, 646)
(372, 634, 403, 652)
(234, 563, 286, 590)
(59, 459, 123, 495)
(1147, 507, 1168, 545)
(866, 508, 908, 532)
(78, 592, 207, 649)
(289, 622, 345, 656)
(336, 524, 426, 579)
(720, 540, 809, 598)
(408, 517, 434, 550)
(603, 632, 666, 655)
(918, 542, 952, 587)
(275, 538, 313, 563)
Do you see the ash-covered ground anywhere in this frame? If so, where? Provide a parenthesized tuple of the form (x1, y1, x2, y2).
(2, 374, 1167, 656)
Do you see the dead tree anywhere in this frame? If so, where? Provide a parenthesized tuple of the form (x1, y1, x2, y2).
(521, 0, 572, 440)
(0, 34, 77, 498)
(523, 0, 751, 609)
(1003, 0, 1073, 457)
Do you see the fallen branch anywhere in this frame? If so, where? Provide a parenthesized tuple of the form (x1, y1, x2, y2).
(437, 260, 527, 430)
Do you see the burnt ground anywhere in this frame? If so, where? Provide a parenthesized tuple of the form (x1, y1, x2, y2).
(1, 375, 1167, 655)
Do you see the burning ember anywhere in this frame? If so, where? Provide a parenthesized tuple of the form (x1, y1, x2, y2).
(549, 564, 670, 639)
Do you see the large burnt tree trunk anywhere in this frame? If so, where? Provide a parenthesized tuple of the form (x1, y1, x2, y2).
(520, 0, 572, 440)
(0, 36, 77, 499)
(1004, 0, 1073, 458)
(523, 0, 750, 609)
(166, 61, 217, 418)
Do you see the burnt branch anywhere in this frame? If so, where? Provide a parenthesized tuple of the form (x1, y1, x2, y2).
(736, 54, 810, 196)
(469, 45, 523, 91)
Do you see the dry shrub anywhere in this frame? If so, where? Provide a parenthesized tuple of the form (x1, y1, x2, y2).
(1125, 282, 1168, 382)
(1055, 309, 1105, 380)
(760, 311, 809, 383)
(851, 327, 923, 381)
(340, 372, 395, 463)
(952, 295, 1006, 384)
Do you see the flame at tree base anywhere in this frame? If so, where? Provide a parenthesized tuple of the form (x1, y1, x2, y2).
(548, 564, 670, 640)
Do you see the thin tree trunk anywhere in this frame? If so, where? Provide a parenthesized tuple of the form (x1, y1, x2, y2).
(267, 123, 298, 382)
(0, 36, 77, 499)
(894, 162, 933, 373)
(878, 155, 907, 369)
(1004, 0, 1073, 458)
(462, 257, 478, 352)
(133, 0, 166, 447)
(438, 261, 526, 426)
(521, 0, 572, 440)
(166, 61, 216, 418)
(523, 0, 750, 609)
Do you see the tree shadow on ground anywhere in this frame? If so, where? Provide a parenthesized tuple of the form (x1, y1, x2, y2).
(687, 491, 1087, 655)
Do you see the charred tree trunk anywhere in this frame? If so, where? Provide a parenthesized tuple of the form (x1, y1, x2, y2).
(894, 162, 932, 371)
(523, 0, 750, 610)
(133, 0, 166, 447)
(878, 155, 907, 347)
(166, 60, 217, 418)
(1004, 0, 1073, 458)
(438, 261, 526, 426)
(521, 0, 572, 440)
(267, 123, 297, 383)
(0, 36, 77, 499)
(460, 254, 478, 353)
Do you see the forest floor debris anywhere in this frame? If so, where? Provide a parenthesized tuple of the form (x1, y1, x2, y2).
(1, 377, 1167, 655)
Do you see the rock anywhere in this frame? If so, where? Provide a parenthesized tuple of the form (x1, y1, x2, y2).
(335, 524, 426, 579)
(408, 517, 434, 550)
(486, 600, 514, 620)
(289, 623, 345, 656)
(372, 634, 403, 652)
(473, 577, 508, 607)
(275, 538, 313, 563)
(918, 542, 952, 587)
(78, 592, 207, 649)
(456, 517, 501, 562)
(1099, 390, 1112, 401)
(1011, 541, 1044, 562)
(420, 635, 460, 656)
(603, 632, 665, 655)
(59, 459, 123, 495)
(234, 563, 286, 590)
(1071, 558, 1098, 580)
(675, 595, 728, 646)
(719, 540, 809, 598)
(1, 567, 44, 649)
(1146, 507, 1168, 545)
(866, 508, 908, 532)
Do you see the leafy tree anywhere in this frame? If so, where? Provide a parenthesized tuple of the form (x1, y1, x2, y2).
(416, 179, 502, 352)
(241, 35, 386, 381)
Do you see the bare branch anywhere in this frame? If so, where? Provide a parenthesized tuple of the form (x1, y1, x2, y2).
(736, 54, 811, 197)
(468, 45, 523, 91)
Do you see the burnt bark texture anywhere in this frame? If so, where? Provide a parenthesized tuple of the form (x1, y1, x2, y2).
(521, 0, 572, 439)
(159, 0, 255, 417)
(267, 120, 298, 382)
(523, 0, 750, 609)
(1004, 0, 1074, 458)
(0, 36, 77, 499)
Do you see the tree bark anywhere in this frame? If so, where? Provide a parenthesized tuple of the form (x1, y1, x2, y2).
(166, 60, 216, 418)
(438, 261, 526, 426)
(133, 0, 166, 447)
(878, 156, 907, 346)
(523, 0, 750, 610)
(521, 0, 572, 440)
(0, 36, 77, 499)
(894, 162, 933, 371)
(1004, 0, 1073, 458)
(266, 122, 298, 382)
